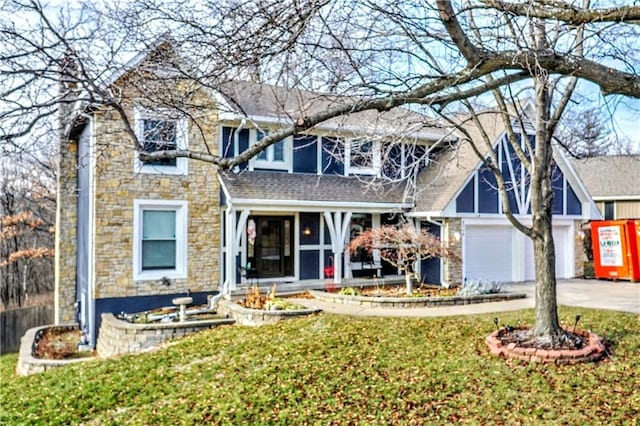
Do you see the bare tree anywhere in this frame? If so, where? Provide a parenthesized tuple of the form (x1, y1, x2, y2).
(2, 0, 640, 344)
(348, 223, 459, 295)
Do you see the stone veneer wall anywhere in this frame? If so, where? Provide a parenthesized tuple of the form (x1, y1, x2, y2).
(97, 313, 235, 357)
(574, 220, 586, 278)
(54, 138, 78, 323)
(91, 66, 221, 299)
(443, 218, 463, 285)
(55, 50, 223, 326)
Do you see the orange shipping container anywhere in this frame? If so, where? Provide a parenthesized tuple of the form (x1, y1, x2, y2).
(590, 220, 640, 282)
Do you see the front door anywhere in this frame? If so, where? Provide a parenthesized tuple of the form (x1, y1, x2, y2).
(249, 216, 294, 278)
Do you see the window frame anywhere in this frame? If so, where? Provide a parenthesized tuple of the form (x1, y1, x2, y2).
(134, 108, 189, 175)
(345, 139, 381, 175)
(133, 199, 188, 281)
(250, 129, 292, 171)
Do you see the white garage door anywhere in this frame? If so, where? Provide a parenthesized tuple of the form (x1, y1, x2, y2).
(524, 227, 569, 280)
(464, 226, 513, 282)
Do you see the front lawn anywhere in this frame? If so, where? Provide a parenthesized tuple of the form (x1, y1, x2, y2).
(1, 307, 638, 424)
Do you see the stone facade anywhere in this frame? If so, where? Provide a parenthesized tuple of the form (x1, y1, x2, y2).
(55, 49, 223, 326)
(574, 219, 586, 278)
(90, 94, 221, 299)
(54, 139, 79, 323)
(443, 218, 463, 286)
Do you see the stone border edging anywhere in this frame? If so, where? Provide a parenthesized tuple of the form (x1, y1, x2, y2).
(308, 289, 527, 308)
(97, 313, 236, 357)
(217, 299, 322, 326)
(16, 324, 94, 376)
(485, 327, 606, 364)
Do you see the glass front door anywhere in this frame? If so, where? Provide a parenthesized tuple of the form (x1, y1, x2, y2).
(248, 216, 294, 278)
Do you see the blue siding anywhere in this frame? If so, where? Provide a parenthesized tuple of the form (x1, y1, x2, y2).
(456, 176, 475, 213)
(566, 183, 582, 215)
(321, 137, 344, 175)
(420, 222, 441, 285)
(293, 135, 318, 173)
(552, 166, 564, 214)
(478, 166, 499, 213)
(94, 291, 217, 343)
(221, 126, 249, 170)
(300, 213, 320, 245)
(237, 129, 249, 171)
(501, 139, 520, 214)
(300, 250, 320, 280)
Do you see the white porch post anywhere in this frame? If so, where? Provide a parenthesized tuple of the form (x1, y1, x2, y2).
(235, 209, 250, 285)
(224, 208, 236, 296)
(323, 211, 352, 285)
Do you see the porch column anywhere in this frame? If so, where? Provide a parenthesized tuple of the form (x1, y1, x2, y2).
(235, 209, 250, 284)
(323, 211, 352, 285)
(224, 208, 236, 297)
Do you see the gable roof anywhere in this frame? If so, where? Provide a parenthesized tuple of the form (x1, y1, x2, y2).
(219, 171, 411, 208)
(571, 155, 640, 199)
(216, 80, 453, 142)
(414, 111, 506, 213)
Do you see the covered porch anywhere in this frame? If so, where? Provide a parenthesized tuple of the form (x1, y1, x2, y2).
(218, 171, 413, 296)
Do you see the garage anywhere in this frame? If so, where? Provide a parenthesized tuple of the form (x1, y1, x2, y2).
(464, 223, 572, 283)
(464, 225, 514, 282)
(524, 226, 570, 280)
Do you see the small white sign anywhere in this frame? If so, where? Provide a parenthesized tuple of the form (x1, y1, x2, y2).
(598, 226, 623, 267)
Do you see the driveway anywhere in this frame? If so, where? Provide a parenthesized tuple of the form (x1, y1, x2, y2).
(294, 278, 639, 317)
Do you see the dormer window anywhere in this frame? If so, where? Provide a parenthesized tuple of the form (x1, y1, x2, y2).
(346, 140, 380, 175)
(134, 108, 188, 175)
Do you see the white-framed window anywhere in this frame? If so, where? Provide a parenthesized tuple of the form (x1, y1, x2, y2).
(134, 108, 188, 175)
(133, 199, 188, 281)
(251, 129, 292, 171)
(346, 140, 381, 175)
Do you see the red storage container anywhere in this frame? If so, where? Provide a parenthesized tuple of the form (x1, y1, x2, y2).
(590, 220, 640, 282)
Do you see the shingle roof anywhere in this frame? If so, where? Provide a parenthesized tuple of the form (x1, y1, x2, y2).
(217, 81, 451, 141)
(220, 171, 409, 206)
(571, 155, 640, 198)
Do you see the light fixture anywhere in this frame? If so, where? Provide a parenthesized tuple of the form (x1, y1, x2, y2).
(302, 226, 312, 236)
(453, 231, 461, 242)
(577, 231, 585, 240)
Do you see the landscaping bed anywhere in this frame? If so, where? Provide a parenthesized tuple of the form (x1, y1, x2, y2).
(309, 287, 526, 308)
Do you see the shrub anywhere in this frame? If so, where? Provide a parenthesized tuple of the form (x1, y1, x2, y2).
(339, 287, 361, 296)
(457, 279, 503, 296)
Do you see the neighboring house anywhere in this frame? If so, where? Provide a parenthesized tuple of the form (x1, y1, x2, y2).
(55, 44, 600, 348)
(571, 155, 640, 220)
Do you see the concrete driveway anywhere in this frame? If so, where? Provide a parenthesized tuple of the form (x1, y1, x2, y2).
(294, 278, 639, 317)
(504, 279, 640, 314)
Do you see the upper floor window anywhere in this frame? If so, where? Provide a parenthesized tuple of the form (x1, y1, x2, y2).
(252, 129, 291, 171)
(346, 140, 380, 175)
(135, 108, 188, 175)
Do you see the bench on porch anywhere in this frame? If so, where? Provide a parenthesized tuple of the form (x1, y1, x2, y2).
(350, 249, 383, 278)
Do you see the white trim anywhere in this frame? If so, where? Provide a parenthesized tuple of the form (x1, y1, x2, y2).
(593, 195, 640, 201)
(133, 108, 189, 176)
(217, 115, 453, 143)
(87, 118, 96, 346)
(229, 198, 411, 211)
(345, 140, 381, 176)
(133, 199, 188, 281)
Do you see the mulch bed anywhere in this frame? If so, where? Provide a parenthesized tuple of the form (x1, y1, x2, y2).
(33, 327, 91, 360)
(359, 285, 459, 298)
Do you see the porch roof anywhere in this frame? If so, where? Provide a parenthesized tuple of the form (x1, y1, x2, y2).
(219, 171, 410, 208)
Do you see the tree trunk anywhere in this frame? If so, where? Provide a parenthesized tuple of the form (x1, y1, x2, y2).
(405, 269, 413, 295)
(530, 217, 561, 338)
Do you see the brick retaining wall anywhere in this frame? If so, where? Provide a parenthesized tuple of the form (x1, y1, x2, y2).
(217, 300, 322, 326)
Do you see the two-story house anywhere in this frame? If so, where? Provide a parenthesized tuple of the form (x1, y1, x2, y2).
(56, 43, 599, 348)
